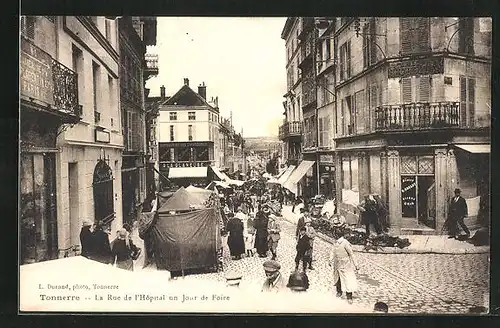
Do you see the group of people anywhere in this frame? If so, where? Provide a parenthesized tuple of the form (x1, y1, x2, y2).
(80, 220, 140, 271)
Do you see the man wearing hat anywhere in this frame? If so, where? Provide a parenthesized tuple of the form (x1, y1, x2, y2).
(225, 272, 243, 287)
(110, 229, 134, 271)
(287, 270, 310, 292)
(267, 214, 281, 260)
(261, 260, 287, 292)
(80, 220, 94, 259)
(295, 208, 308, 240)
(447, 188, 470, 239)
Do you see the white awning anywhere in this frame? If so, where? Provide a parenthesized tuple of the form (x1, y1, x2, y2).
(277, 165, 296, 185)
(455, 144, 490, 154)
(210, 166, 227, 181)
(283, 161, 315, 194)
(168, 167, 208, 178)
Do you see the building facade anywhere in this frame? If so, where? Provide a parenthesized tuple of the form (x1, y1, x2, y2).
(156, 79, 220, 188)
(332, 17, 491, 233)
(280, 17, 303, 168)
(20, 16, 125, 264)
(118, 16, 157, 224)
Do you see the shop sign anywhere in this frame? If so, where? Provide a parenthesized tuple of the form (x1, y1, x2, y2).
(388, 56, 444, 79)
(320, 154, 334, 163)
(20, 38, 54, 105)
(95, 129, 110, 143)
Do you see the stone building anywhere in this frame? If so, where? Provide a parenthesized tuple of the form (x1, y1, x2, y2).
(118, 16, 157, 224)
(156, 78, 221, 188)
(20, 16, 125, 263)
(332, 17, 491, 234)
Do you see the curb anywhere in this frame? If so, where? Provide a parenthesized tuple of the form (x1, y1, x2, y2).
(315, 231, 489, 255)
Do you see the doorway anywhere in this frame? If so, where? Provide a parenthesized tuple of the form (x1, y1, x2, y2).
(401, 175, 436, 229)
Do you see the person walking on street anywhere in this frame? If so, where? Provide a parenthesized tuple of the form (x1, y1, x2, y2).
(329, 228, 359, 304)
(447, 188, 470, 239)
(254, 205, 270, 257)
(296, 208, 308, 240)
(111, 229, 134, 271)
(244, 213, 256, 257)
(80, 220, 93, 259)
(226, 212, 246, 260)
(357, 194, 382, 237)
(91, 223, 112, 264)
(267, 214, 281, 260)
(304, 218, 316, 270)
(261, 260, 287, 292)
(295, 227, 312, 272)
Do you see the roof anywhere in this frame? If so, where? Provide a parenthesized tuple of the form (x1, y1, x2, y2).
(281, 17, 297, 40)
(164, 85, 214, 108)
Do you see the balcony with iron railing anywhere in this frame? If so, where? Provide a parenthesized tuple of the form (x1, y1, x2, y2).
(374, 102, 465, 131)
(144, 53, 159, 79)
(279, 121, 303, 140)
(20, 36, 82, 121)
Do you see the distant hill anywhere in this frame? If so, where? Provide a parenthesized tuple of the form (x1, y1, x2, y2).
(244, 136, 281, 154)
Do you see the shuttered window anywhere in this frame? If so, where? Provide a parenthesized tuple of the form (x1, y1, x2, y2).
(418, 75, 431, 103)
(459, 18, 475, 55)
(400, 17, 430, 54)
(346, 95, 353, 134)
(363, 24, 369, 68)
(369, 18, 377, 64)
(355, 90, 365, 133)
(401, 77, 412, 103)
(459, 76, 467, 127)
(468, 78, 475, 126)
(340, 99, 345, 135)
(346, 40, 351, 78)
(339, 43, 345, 81)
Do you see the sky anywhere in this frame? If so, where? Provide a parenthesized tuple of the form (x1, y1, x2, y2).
(145, 17, 287, 138)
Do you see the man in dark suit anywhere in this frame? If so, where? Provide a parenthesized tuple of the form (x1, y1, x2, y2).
(448, 188, 470, 239)
(295, 227, 312, 272)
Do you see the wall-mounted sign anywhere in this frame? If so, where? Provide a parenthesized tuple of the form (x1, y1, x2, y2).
(388, 56, 444, 79)
(95, 129, 110, 143)
(20, 38, 54, 105)
(320, 154, 334, 163)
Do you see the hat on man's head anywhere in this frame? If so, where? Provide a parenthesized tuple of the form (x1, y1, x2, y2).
(225, 272, 243, 286)
(117, 229, 127, 239)
(454, 188, 461, 194)
(263, 260, 281, 272)
(82, 219, 92, 227)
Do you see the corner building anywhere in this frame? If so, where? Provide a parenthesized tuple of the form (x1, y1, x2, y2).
(333, 17, 491, 234)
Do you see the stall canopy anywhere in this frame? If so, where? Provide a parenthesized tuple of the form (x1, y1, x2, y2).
(158, 187, 207, 212)
(455, 144, 490, 154)
(206, 180, 231, 190)
(278, 165, 296, 185)
(283, 161, 315, 194)
(210, 166, 231, 181)
(168, 167, 208, 178)
(227, 179, 245, 187)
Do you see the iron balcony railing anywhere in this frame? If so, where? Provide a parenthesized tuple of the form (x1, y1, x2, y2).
(20, 37, 82, 117)
(375, 102, 461, 131)
(144, 53, 159, 78)
(279, 121, 303, 140)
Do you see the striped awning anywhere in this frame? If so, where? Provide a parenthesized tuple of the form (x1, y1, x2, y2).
(283, 161, 315, 194)
(278, 165, 296, 185)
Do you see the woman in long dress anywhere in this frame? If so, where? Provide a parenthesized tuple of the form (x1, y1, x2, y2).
(328, 228, 359, 304)
(226, 213, 245, 260)
(253, 206, 270, 257)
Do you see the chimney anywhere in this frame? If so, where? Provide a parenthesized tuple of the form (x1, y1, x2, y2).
(183, 78, 189, 86)
(198, 82, 206, 99)
(160, 85, 165, 100)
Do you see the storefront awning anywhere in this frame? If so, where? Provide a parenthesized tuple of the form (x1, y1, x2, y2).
(168, 167, 208, 178)
(455, 144, 490, 154)
(278, 165, 296, 185)
(210, 166, 229, 181)
(283, 161, 315, 194)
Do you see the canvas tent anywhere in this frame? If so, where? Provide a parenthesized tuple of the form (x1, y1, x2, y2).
(139, 187, 222, 273)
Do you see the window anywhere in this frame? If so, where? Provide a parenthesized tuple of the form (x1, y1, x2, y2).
(318, 115, 331, 148)
(339, 41, 351, 81)
(401, 76, 432, 103)
(400, 17, 430, 54)
(345, 95, 354, 135)
(108, 75, 114, 114)
(188, 112, 196, 120)
(127, 112, 133, 150)
(188, 125, 193, 141)
(93, 160, 114, 225)
(458, 18, 474, 55)
(341, 155, 359, 191)
(363, 18, 377, 68)
(368, 84, 382, 131)
(355, 90, 365, 133)
(460, 76, 475, 127)
(92, 61, 100, 113)
(105, 19, 111, 41)
(21, 16, 36, 40)
(326, 39, 331, 60)
(169, 112, 177, 120)
(169, 125, 175, 141)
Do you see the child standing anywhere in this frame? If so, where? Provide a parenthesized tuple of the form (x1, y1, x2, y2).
(328, 228, 359, 304)
(244, 214, 256, 257)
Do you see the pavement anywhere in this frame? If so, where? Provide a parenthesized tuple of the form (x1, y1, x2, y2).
(128, 210, 490, 314)
(281, 205, 490, 254)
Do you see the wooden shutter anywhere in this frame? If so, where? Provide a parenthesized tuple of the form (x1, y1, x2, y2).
(400, 18, 412, 54)
(459, 76, 467, 127)
(418, 75, 431, 103)
(341, 99, 345, 135)
(415, 17, 430, 52)
(362, 24, 369, 68)
(339, 44, 345, 81)
(369, 85, 377, 131)
(356, 90, 365, 133)
(401, 77, 412, 103)
(468, 78, 475, 127)
(127, 111, 133, 150)
(346, 40, 351, 78)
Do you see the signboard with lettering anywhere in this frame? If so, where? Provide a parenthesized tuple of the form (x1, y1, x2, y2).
(20, 38, 54, 105)
(320, 154, 334, 163)
(95, 129, 111, 143)
(401, 176, 417, 218)
(388, 56, 444, 79)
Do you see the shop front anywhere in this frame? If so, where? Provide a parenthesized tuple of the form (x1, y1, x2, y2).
(318, 153, 335, 199)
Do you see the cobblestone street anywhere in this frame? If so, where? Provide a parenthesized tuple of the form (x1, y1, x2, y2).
(135, 214, 490, 314)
